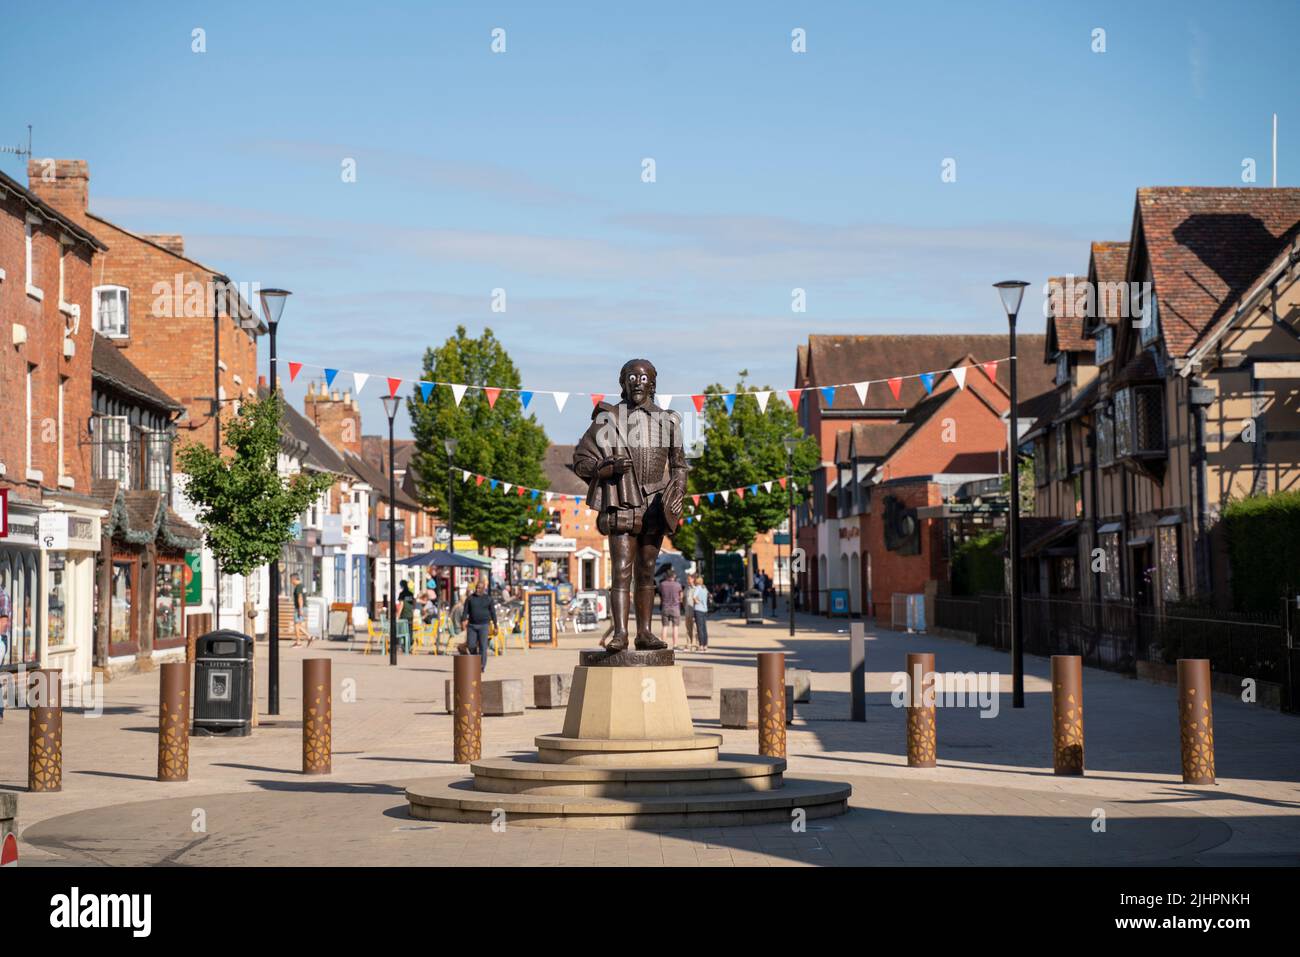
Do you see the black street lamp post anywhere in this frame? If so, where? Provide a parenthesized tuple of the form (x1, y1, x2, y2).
(995, 280, 1029, 709)
(260, 287, 290, 716)
(382, 394, 401, 667)
(445, 437, 458, 605)
(783, 435, 798, 637)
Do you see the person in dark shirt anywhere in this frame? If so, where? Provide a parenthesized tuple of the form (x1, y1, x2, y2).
(461, 578, 497, 672)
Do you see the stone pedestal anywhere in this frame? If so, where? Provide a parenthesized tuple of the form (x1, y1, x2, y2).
(407, 647, 851, 828)
(720, 688, 757, 729)
(787, 669, 812, 703)
(483, 679, 524, 717)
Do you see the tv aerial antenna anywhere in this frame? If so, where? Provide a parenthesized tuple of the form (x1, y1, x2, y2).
(0, 125, 32, 161)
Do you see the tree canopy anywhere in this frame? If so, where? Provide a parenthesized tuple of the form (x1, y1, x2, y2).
(407, 326, 550, 552)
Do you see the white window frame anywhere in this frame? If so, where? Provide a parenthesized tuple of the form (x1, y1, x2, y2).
(25, 364, 34, 474)
(24, 219, 44, 301)
(93, 284, 130, 338)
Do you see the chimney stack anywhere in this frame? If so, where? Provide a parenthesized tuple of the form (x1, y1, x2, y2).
(305, 382, 362, 455)
(27, 159, 90, 214)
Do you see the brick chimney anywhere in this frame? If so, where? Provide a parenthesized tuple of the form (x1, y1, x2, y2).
(143, 234, 185, 256)
(27, 159, 89, 214)
(304, 381, 362, 456)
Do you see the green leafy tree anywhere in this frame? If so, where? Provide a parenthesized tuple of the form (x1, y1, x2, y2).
(683, 373, 820, 588)
(177, 393, 335, 576)
(408, 327, 549, 557)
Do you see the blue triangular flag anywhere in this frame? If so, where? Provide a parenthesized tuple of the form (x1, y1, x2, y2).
(749, 484, 758, 495)
(489, 479, 498, 490)
(520, 390, 533, 409)
(575, 496, 583, 506)
(707, 492, 716, 504)
(820, 385, 836, 406)
(324, 368, 338, 387)
(530, 489, 539, 499)
(418, 381, 434, 402)
(919, 372, 935, 394)
(723, 394, 736, 415)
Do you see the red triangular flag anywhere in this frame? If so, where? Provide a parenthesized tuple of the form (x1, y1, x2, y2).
(787, 390, 802, 410)
(287, 362, 303, 382)
(590, 393, 605, 407)
(475, 475, 485, 486)
(386, 377, 402, 397)
(736, 487, 746, 499)
(692, 394, 706, 413)
(779, 476, 788, 490)
(981, 360, 998, 382)
(692, 494, 700, 507)
(887, 377, 902, 400)
(517, 486, 525, 496)
(484, 387, 501, 408)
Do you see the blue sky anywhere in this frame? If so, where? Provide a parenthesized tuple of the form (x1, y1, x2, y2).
(4, 0, 1296, 441)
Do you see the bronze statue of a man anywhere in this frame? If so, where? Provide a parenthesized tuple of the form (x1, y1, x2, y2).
(573, 359, 688, 653)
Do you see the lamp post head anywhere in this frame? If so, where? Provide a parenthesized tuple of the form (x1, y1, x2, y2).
(259, 288, 291, 328)
(782, 435, 799, 456)
(993, 280, 1029, 321)
(444, 437, 459, 459)
(381, 394, 401, 422)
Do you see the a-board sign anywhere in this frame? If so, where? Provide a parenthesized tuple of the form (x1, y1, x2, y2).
(525, 590, 557, 647)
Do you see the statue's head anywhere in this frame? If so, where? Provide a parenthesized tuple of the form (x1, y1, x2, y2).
(619, 358, 657, 408)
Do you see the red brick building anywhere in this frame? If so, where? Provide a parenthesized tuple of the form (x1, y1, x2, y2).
(1, 167, 107, 686)
(793, 334, 1055, 616)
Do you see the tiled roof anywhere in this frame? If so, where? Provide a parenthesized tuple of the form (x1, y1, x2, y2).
(1045, 276, 1094, 355)
(1018, 389, 1062, 441)
(542, 444, 588, 496)
(1136, 187, 1300, 356)
(0, 167, 107, 250)
(800, 334, 1055, 411)
(92, 335, 184, 412)
(346, 451, 422, 511)
(1111, 349, 1164, 388)
(845, 420, 912, 461)
(261, 385, 349, 474)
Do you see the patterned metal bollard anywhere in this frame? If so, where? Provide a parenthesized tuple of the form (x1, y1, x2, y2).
(158, 662, 191, 782)
(28, 669, 63, 792)
(1051, 655, 1084, 775)
(1177, 659, 1215, 785)
(758, 652, 787, 758)
(302, 659, 333, 774)
(905, 653, 937, 768)
(453, 654, 482, 764)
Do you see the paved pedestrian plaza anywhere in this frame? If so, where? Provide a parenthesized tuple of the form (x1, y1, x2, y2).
(4, 614, 1297, 867)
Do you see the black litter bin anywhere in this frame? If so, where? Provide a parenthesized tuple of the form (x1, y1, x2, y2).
(744, 590, 765, 624)
(192, 630, 253, 736)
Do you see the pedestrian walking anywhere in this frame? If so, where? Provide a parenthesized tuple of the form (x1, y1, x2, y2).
(688, 575, 710, 651)
(461, 579, 497, 673)
(397, 580, 416, 652)
(658, 568, 683, 648)
(290, 572, 311, 647)
(682, 576, 696, 650)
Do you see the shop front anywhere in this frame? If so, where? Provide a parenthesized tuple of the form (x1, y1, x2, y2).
(38, 503, 103, 688)
(1, 499, 43, 677)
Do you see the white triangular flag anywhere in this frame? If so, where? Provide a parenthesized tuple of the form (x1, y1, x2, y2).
(656, 394, 673, 410)
(755, 391, 771, 413)
(450, 383, 468, 407)
(853, 381, 869, 404)
(461, 469, 471, 482)
(553, 392, 569, 413)
(502, 482, 512, 495)
(951, 366, 967, 389)
(544, 491, 553, 502)
(353, 372, 370, 395)
(720, 490, 730, 503)
(764, 481, 773, 493)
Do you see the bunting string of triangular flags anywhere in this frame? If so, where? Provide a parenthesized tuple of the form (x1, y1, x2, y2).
(283, 357, 1009, 414)
(452, 468, 797, 524)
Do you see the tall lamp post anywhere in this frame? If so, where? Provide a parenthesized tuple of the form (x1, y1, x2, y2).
(444, 437, 458, 605)
(994, 280, 1029, 709)
(381, 394, 402, 667)
(260, 287, 291, 716)
(783, 435, 799, 637)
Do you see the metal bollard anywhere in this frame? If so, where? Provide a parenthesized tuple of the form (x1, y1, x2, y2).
(302, 658, 332, 774)
(1177, 659, 1215, 785)
(1051, 655, 1084, 775)
(28, 669, 63, 793)
(453, 654, 482, 764)
(905, 653, 936, 768)
(849, 621, 866, 722)
(158, 662, 191, 782)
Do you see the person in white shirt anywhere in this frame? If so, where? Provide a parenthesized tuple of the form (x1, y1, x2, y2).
(688, 576, 710, 651)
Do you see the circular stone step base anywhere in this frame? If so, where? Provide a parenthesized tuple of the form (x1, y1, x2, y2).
(536, 732, 722, 767)
(471, 753, 785, 797)
(406, 776, 850, 829)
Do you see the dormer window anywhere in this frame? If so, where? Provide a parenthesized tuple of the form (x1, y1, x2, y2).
(1095, 324, 1114, 364)
(1055, 352, 1070, 385)
(1139, 288, 1160, 346)
(94, 285, 130, 337)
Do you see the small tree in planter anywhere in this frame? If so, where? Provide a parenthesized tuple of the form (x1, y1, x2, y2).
(178, 393, 334, 720)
